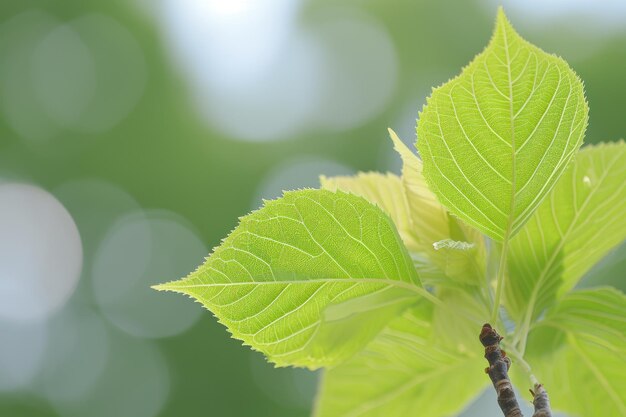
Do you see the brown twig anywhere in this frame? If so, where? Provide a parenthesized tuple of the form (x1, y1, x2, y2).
(479, 323, 524, 417)
(530, 383, 552, 417)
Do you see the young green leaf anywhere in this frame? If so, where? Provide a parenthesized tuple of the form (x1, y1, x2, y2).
(431, 288, 492, 350)
(319, 171, 446, 282)
(320, 172, 420, 253)
(505, 142, 626, 325)
(314, 303, 487, 417)
(154, 189, 429, 369)
(417, 9, 588, 241)
(390, 130, 486, 286)
(540, 287, 626, 348)
(523, 288, 626, 416)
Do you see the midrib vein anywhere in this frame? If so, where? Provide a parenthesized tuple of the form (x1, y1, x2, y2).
(490, 22, 516, 323)
(160, 277, 442, 306)
(504, 18, 517, 242)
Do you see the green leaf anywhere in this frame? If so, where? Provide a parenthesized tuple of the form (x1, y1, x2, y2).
(389, 129, 442, 222)
(523, 288, 626, 416)
(416, 8, 588, 241)
(320, 172, 420, 253)
(390, 129, 486, 286)
(539, 287, 626, 353)
(154, 189, 427, 369)
(431, 288, 492, 351)
(314, 303, 487, 417)
(505, 142, 626, 324)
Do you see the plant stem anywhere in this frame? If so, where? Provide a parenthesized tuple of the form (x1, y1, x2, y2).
(531, 384, 552, 417)
(415, 287, 444, 307)
(490, 239, 509, 324)
(480, 323, 524, 417)
(505, 344, 538, 386)
(481, 325, 554, 417)
(515, 313, 532, 356)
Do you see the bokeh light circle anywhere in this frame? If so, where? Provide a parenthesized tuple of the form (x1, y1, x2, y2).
(489, 0, 626, 27)
(160, 2, 397, 140)
(0, 11, 61, 144)
(0, 319, 48, 392)
(0, 183, 83, 322)
(50, 334, 169, 417)
(68, 14, 147, 133)
(0, 11, 146, 147)
(249, 354, 318, 410)
(200, 33, 322, 142)
(160, 0, 312, 142)
(92, 210, 206, 338)
(53, 178, 143, 258)
(310, 8, 398, 131)
(35, 306, 110, 404)
(31, 23, 97, 128)
(252, 156, 354, 207)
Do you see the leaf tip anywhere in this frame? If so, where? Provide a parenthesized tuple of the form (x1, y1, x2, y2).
(151, 279, 185, 293)
(318, 174, 329, 188)
(389, 127, 420, 161)
(496, 5, 507, 20)
(388, 127, 403, 148)
(495, 6, 512, 27)
(493, 6, 520, 42)
(151, 282, 172, 292)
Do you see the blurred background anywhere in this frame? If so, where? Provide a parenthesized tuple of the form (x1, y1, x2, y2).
(1, 0, 624, 416)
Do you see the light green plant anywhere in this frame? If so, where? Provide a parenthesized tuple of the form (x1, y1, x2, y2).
(155, 9, 626, 417)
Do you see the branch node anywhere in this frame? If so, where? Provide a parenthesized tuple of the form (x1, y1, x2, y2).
(531, 383, 552, 417)
(503, 355, 512, 370)
(479, 323, 524, 417)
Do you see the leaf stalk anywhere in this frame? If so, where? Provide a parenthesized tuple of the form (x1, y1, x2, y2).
(490, 239, 509, 324)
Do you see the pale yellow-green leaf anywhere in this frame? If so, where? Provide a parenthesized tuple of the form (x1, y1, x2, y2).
(390, 129, 486, 286)
(417, 9, 588, 242)
(538, 287, 626, 355)
(314, 303, 487, 417)
(431, 288, 492, 351)
(523, 288, 626, 416)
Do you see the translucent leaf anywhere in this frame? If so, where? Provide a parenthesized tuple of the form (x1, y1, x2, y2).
(524, 288, 626, 416)
(154, 189, 427, 369)
(320, 172, 420, 253)
(431, 288, 492, 351)
(506, 142, 626, 323)
(416, 9, 588, 241)
(539, 287, 626, 354)
(390, 129, 486, 286)
(314, 303, 487, 417)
